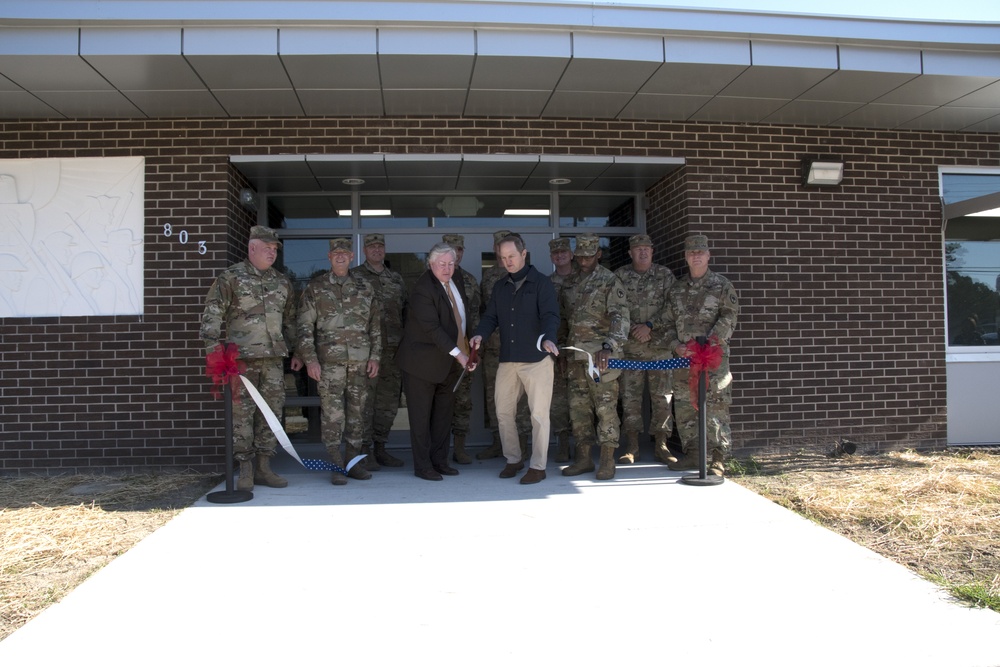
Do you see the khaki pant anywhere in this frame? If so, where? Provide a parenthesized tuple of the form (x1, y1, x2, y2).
(495, 357, 554, 471)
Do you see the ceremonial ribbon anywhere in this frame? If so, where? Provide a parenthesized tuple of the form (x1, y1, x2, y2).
(561, 346, 601, 382)
(607, 358, 691, 371)
(207, 343, 362, 475)
(205, 343, 245, 400)
(686, 336, 723, 410)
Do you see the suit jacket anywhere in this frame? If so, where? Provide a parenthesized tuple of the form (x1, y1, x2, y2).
(396, 269, 473, 384)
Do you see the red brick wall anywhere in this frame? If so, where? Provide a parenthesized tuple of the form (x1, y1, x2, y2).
(0, 117, 994, 472)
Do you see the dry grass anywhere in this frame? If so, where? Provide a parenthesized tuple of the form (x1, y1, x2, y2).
(0, 473, 220, 641)
(732, 447, 1000, 611)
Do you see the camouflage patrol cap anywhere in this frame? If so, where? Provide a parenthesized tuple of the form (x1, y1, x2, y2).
(629, 234, 653, 248)
(574, 234, 601, 257)
(363, 233, 385, 247)
(250, 225, 281, 247)
(549, 237, 571, 253)
(442, 234, 465, 249)
(685, 234, 709, 251)
(493, 229, 512, 244)
(329, 237, 353, 252)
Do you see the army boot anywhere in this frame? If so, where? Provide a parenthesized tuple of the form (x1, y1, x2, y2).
(476, 433, 503, 460)
(708, 449, 725, 477)
(374, 442, 405, 468)
(362, 444, 381, 472)
(667, 448, 699, 471)
(452, 434, 472, 464)
(553, 432, 572, 463)
(253, 453, 288, 488)
(345, 445, 372, 480)
(328, 448, 348, 486)
(562, 443, 595, 476)
(236, 458, 254, 492)
(596, 445, 617, 480)
(652, 433, 672, 464)
(619, 432, 640, 464)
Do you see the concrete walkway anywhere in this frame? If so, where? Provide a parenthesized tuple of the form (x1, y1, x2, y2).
(2, 448, 998, 667)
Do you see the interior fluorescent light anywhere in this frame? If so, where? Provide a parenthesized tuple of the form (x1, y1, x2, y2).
(968, 207, 1000, 217)
(338, 209, 391, 217)
(504, 209, 550, 216)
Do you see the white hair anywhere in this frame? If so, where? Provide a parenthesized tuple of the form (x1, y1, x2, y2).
(427, 242, 457, 265)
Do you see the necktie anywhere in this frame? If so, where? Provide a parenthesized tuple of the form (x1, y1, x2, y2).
(445, 282, 470, 356)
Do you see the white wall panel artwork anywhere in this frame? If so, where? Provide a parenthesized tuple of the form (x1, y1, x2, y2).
(0, 156, 144, 317)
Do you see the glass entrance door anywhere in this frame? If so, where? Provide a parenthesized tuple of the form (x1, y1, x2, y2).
(279, 231, 560, 450)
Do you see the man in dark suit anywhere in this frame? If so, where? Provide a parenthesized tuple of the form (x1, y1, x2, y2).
(396, 242, 476, 481)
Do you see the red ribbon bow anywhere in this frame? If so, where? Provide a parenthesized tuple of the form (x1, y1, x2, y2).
(205, 343, 246, 400)
(686, 335, 723, 410)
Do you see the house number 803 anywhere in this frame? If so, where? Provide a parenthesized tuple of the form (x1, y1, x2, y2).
(163, 223, 208, 255)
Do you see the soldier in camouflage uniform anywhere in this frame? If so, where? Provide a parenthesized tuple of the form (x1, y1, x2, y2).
(476, 230, 531, 461)
(548, 237, 575, 462)
(662, 234, 739, 477)
(297, 237, 383, 485)
(614, 234, 677, 465)
(560, 234, 630, 480)
(352, 233, 407, 471)
(200, 225, 299, 491)
(442, 234, 481, 464)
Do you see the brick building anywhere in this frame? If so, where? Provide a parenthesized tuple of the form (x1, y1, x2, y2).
(1, 2, 999, 473)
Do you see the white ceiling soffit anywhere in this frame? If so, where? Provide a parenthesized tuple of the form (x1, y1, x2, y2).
(0, 2, 998, 131)
(230, 153, 685, 195)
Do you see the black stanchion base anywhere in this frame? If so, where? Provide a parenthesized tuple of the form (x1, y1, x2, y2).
(206, 489, 254, 504)
(679, 473, 725, 487)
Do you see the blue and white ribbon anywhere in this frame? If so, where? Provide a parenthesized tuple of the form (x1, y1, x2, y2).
(237, 374, 363, 475)
(607, 358, 691, 371)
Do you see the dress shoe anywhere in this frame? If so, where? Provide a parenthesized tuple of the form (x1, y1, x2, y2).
(414, 469, 443, 481)
(520, 468, 546, 484)
(499, 461, 525, 478)
(434, 464, 460, 476)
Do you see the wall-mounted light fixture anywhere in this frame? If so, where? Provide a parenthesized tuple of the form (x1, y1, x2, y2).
(802, 158, 845, 186)
(239, 187, 258, 211)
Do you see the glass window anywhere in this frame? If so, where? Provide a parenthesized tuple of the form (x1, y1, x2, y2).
(946, 217, 1000, 347)
(558, 193, 637, 228)
(277, 239, 333, 293)
(359, 193, 551, 229)
(270, 195, 351, 230)
(942, 174, 1000, 206)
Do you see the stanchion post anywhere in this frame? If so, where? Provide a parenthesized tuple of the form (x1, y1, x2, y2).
(681, 336, 723, 487)
(207, 381, 254, 504)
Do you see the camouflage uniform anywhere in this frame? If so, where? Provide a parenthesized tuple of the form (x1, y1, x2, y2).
(548, 267, 574, 440)
(352, 257, 407, 449)
(200, 256, 296, 463)
(296, 267, 383, 462)
(663, 267, 738, 457)
(450, 264, 481, 437)
(561, 256, 629, 454)
(614, 258, 677, 451)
